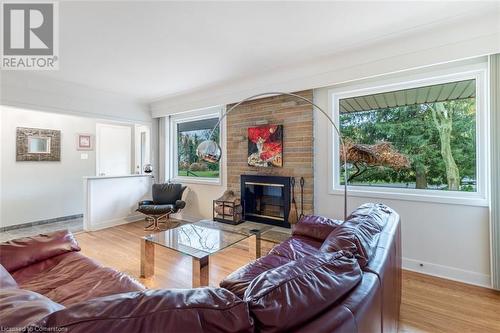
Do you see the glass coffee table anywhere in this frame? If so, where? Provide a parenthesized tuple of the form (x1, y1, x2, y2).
(140, 221, 267, 287)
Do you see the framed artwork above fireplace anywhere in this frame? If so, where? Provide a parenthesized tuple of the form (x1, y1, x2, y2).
(247, 125, 283, 167)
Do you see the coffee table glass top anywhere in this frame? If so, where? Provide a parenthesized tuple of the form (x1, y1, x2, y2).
(195, 220, 290, 244)
(144, 223, 250, 259)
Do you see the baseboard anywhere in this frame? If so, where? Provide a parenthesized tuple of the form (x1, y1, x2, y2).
(403, 257, 491, 288)
(84, 214, 145, 231)
(1, 214, 83, 232)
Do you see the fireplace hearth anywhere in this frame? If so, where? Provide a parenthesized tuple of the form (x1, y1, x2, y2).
(241, 175, 291, 228)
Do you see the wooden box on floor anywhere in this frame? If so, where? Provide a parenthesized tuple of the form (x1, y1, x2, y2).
(213, 200, 243, 225)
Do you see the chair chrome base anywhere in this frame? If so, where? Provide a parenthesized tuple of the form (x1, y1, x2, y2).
(143, 212, 179, 231)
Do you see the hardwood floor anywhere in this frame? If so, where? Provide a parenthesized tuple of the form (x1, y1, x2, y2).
(75, 220, 500, 333)
(399, 271, 500, 333)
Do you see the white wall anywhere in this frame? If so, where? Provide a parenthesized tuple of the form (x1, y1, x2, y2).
(0, 107, 97, 227)
(313, 77, 491, 287)
(0, 71, 153, 228)
(178, 183, 226, 222)
(0, 105, 3, 229)
(84, 175, 152, 231)
(0, 106, 152, 228)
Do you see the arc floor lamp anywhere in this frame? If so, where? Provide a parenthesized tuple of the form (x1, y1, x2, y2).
(196, 92, 349, 221)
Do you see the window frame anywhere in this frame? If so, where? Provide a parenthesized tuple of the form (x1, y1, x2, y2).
(169, 107, 223, 185)
(329, 63, 488, 206)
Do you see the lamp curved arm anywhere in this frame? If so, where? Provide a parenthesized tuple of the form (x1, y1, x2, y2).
(207, 91, 348, 221)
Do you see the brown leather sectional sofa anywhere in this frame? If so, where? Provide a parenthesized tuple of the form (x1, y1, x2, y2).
(0, 203, 401, 333)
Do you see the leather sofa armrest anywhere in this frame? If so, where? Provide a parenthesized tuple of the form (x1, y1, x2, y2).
(0, 230, 80, 273)
(34, 288, 253, 333)
(320, 203, 396, 268)
(175, 200, 186, 210)
(138, 200, 154, 207)
(292, 215, 343, 242)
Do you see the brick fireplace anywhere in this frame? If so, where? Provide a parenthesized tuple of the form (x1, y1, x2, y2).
(226, 90, 314, 226)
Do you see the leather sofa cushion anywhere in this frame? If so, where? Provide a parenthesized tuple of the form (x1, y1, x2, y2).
(0, 230, 80, 273)
(292, 215, 342, 242)
(320, 221, 378, 268)
(1, 264, 18, 289)
(320, 203, 393, 268)
(13, 252, 144, 306)
(268, 236, 322, 260)
(221, 236, 324, 299)
(244, 251, 362, 333)
(34, 288, 253, 333)
(0, 288, 64, 329)
(10, 251, 75, 285)
(220, 254, 292, 298)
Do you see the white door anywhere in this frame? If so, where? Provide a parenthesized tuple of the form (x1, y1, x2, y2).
(96, 123, 132, 176)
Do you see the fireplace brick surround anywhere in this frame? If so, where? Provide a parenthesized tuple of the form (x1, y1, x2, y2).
(226, 90, 314, 219)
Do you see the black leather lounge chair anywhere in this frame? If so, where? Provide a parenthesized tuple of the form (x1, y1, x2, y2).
(137, 183, 187, 231)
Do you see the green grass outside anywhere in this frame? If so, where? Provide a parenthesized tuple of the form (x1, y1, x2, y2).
(178, 170, 219, 178)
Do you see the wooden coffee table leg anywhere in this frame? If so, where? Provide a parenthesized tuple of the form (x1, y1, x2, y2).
(140, 238, 154, 278)
(249, 233, 261, 260)
(192, 256, 209, 287)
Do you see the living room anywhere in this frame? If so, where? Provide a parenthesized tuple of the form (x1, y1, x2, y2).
(1, 1, 499, 332)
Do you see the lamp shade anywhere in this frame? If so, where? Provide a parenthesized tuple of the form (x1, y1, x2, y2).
(197, 140, 222, 163)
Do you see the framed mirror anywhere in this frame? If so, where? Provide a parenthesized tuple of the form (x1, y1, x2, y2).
(16, 127, 61, 161)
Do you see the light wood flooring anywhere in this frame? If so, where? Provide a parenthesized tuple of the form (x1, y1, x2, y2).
(71, 220, 500, 333)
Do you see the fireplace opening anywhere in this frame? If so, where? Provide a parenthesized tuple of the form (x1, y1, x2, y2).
(241, 175, 291, 228)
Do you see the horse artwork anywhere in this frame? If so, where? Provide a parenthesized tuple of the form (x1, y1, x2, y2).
(247, 125, 283, 167)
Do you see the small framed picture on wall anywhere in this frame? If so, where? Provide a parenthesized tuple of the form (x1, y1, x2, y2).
(76, 133, 93, 151)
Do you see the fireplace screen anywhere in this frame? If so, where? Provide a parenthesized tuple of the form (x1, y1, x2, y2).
(241, 175, 291, 227)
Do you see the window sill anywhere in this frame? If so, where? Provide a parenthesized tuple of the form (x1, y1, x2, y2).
(329, 186, 488, 207)
(172, 176, 222, 186)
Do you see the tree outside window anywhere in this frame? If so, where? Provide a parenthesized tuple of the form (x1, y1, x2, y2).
(339, 79, 477, 192)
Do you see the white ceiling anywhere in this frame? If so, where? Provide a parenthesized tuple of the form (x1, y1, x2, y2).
(32, 1, 499, 101)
